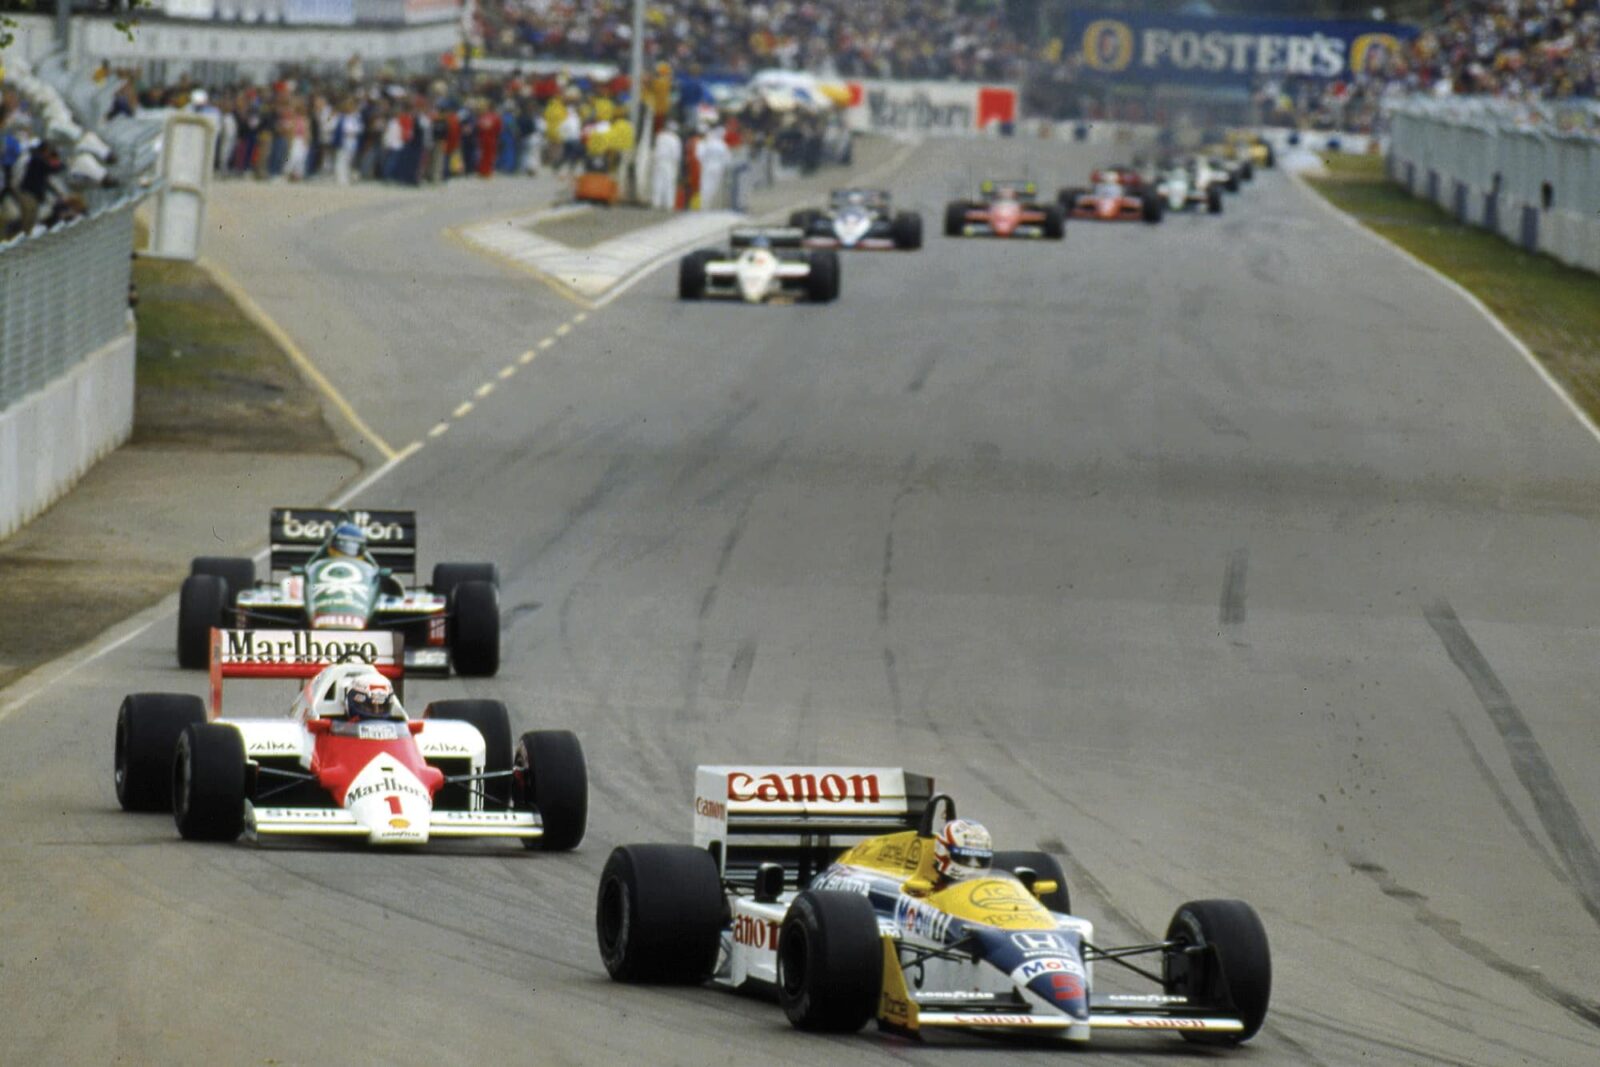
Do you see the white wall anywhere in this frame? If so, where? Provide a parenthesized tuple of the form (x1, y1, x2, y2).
(0, 327, 136, 540)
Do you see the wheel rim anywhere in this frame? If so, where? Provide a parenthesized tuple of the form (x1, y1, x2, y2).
(114, 716, 129, 796)
(597, 877, 628, 962)
(174, 739, 192, 821)
(778, 925, 808, 1000)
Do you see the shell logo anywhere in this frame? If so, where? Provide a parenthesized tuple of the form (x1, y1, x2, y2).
(389, 818, 410, 829)
(1082, 19, 1135, 73)
(1350, 33, 1403, 77)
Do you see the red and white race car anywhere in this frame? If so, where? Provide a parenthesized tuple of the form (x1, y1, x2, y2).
(944, 180, 1063, 240)
(113, 628, 587, 848)
(1057, 170, 1163, 224)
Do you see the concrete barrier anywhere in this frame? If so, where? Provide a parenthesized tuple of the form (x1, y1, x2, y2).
(0, 326, 136, 540)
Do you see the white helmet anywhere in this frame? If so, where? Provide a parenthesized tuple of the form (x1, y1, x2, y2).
(933, 818, 993, 881)
(342, 671, 395, 720)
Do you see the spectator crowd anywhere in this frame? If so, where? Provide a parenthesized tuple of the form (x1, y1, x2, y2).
(1, 84, 93, 240)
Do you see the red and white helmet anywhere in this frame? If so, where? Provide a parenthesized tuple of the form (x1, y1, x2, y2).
(343, 673, 395, 719)
(933, 818, 993, 881)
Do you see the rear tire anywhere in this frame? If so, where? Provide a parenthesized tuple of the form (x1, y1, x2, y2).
(1207, 186, 1224, 214)
(177, 574, 229, 669)
(678, 251, 711, 300)
(805, 250, 840, 303)
(1142, 194, 1164, 224)
(891, 211, 922, 250)
(431, 561, 498, 601)
(778, 890, 882, 1032)
(190, 557, 255, 604)
(788, 209, 820, 230)
(449, 580, 500, 676)
(992, 850, 1071, 913)
(115, 693, 207, 812)
(173, 723, 247, 841)
(596, 844, 723, 981)
(1163, 899, 1271, 1044)
(1041, 206, 1065, 239)
(1057, 187, 1085, 212)
(426, 699, 512, 809)
(515, 729, 588, 850)
(1240, 160, 1254, 182)
(943, 201, 968, 237)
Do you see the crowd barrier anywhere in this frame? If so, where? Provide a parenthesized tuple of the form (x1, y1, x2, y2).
(1386, 96, 1600, 275)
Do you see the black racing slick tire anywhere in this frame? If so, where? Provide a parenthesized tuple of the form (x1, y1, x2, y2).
(173, 722, 247, 841)
(992, 850, 1072, 914)
(943, 201, 968, 237)
(190, 556, 255, 603)
(1241, 160, 1254, 182)
(596, 844, 723, 982)
(177, 574, 229, 669)
(891, 211, 923, 250)
(449, 579, 500, 677)
(1163, 899, 1272, 1044)
(426, 699, 512, 810)
(678, 250, 712, 300)
(788, 209, 820, 231)
(1041, 206, 1065, 240)
(431, 561, 499, 601)
(778, 890, 882, 1032)
(116, 693, 207, 812)
(806, 250, 840, 303)
(1057, 187, 1086, 212)
(515, 730, 588, 850)
(1142, 194, 1164, 224)
(1207, 186, 1224, 215)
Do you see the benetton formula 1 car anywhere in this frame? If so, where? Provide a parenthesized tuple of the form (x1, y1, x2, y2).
(678, 228, 840, 303)
(114, 628, 587, 847)
(596, 765, 1270, 1047)
(1058, 171, 1164, 223)
(944, 180, 1064, 239)
(177, 508, 499, 676)
(788, 189, 923, 250)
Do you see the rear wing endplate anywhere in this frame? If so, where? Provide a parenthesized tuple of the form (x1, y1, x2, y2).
(208, 628, 402, 715)
(268, 508, 417, 574)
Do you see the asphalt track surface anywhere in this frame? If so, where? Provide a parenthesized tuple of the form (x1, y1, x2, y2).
(4, 138, 1600, 1066)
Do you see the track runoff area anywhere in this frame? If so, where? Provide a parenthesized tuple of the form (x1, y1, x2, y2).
(3, 132, 1599, 1067)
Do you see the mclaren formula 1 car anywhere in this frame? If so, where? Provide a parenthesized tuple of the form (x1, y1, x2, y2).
(1058, 170, 1164, 223)
(944, 180, 1063, 239)
(678, 229, 840, 303)
(115, 628, 587, 847)
(788, 189, 922, 250)
(596, 765, 1271, 1047)
(178, 508, 500, 676)
(1153, 162, 1225, 215)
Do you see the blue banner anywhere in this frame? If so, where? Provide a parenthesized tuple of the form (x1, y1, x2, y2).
(1067, 11, 1417, 86)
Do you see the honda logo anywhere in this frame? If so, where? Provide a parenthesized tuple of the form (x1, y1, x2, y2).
(1012, 932, 1069, 953)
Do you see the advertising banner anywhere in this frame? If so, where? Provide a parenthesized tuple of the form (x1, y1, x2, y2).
(284, 0, 356, 25)
(1067, 11, 1417, 88)
(844, 80, 1018, 136)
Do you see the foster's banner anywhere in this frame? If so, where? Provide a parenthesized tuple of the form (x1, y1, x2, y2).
(1068, 11, 1416, 87)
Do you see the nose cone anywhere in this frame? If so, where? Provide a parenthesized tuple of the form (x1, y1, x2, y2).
(345, 756, 431, 845)
(1024, 965, 1089, 1020)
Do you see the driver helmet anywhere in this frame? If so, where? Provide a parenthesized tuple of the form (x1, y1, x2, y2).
(344, 674, 395, 720)
(747, 234, 772, 251)
(933, 818, 994, 882)
(329, 521, 366, 558)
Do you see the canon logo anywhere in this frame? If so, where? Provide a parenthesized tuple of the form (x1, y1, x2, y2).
(726, 771, 882, 804)
(694, 796, 727, 820)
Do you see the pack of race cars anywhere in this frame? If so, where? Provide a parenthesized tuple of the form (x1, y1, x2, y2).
(679, 145, 1269, 303)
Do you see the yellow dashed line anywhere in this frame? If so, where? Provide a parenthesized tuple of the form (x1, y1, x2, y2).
(453, 401, 474, 418)
(573, 312, 588, 324)
(555, 323, 573, 337)
(428, 422, 450, 438)
(539, 337, 556, 350)
(519, 349, 538, 364)
(498, 365, 517, 380)
(475, 382, 496, 399)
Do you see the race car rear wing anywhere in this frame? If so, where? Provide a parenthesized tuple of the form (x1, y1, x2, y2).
(208, 627, 403, 715)
(980, 178, 1037, 199)
(828, 187, 890, 208)
(268, 508, 417, 575)
(693, 765, 933, 886)
(729, 227, 805, 250)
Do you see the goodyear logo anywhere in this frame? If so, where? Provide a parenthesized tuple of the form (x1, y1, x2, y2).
(1082, 19, 1134, 72)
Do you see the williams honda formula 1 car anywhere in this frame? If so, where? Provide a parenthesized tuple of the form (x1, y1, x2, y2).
(178, 508, 500, 676)
(679, 228, 840, 303)
(789, 189, 922, 250)
(596, 765, 1270, 1047)
(115, 628, 587, 847)
(944, 180, 1064, 239)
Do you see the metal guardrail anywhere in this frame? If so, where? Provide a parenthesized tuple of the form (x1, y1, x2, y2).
(0, 193, 140, 409)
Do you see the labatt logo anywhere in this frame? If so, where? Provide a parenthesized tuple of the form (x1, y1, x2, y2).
(279, 510, 407, 544)
(222, 630, 384, 665)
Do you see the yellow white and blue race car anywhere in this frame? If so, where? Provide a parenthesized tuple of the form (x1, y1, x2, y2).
(595, 765, 1271, 1047)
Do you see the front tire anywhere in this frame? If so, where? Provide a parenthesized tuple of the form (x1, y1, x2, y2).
(943, 201, 968, 237)
(115, 693, 207, 812)
(515, 729, 588, 850)
(431, 561, 498, 601)
(449, 579, 500, 676)
(891, 211, 922, 250)
(1207, 186, 1224, 214)
(778, 890, 882, 1032)
(805, 250, 840, 303)
(678, 251, 711, 300)
(596, 844, 723, 981)
(177, 574, 229, 669)
(1041, 205, 1065, 239)
(173, 723, 247, 841)
(1142, 194, 1164, 224)
(426, 699, 512, 809)
(1163, 899, 1271, 1044)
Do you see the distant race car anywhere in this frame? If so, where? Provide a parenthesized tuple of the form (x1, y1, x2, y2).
(596, 764, 1271, 1048)
(679, 228, 840, 303)
(1153, 162, 1225, 215)
(789, 189, 922, 250)
(178, 508, 499, 676)
(944, 180, 1063, 239)
(114, 628, 588, 847)
(1058, 170, 1163, 223)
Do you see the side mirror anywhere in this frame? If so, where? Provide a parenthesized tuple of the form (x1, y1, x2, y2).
(754, 862, 784, 903)
(306, 719, 332, 735)
(1032, 879, 1059, 900)
(901, 877, 934, 898)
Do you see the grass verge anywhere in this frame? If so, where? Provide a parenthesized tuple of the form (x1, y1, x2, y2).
(1305, 154, 1600, 424)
